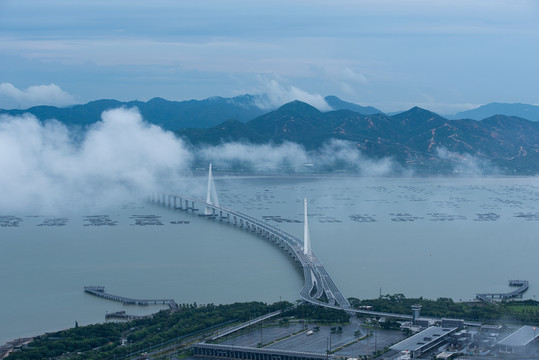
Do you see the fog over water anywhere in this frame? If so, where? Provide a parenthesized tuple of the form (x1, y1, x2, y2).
(0, 107, 497, 213)
(2, 109, 539, 346)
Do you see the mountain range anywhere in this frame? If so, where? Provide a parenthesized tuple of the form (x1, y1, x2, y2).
(178, 101, 539, 174)
(3, 95, 539, 174)
(0, 95, 383, 131)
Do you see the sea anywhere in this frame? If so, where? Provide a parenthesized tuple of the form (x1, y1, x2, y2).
(2, 175, 539, 345)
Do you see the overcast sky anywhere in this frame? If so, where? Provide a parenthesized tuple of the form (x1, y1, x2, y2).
(0, 0, 538, 113)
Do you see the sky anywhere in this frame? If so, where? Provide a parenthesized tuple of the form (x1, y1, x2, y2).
(0, 0, 538, 113)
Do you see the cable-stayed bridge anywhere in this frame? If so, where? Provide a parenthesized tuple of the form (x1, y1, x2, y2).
(151, 165, 413, 321)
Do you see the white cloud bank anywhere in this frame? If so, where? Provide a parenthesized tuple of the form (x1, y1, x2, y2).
(197, 139, 399, 176)
(0, 82, 75, 109)
(436, 147, 499, 176)
(253, 77, 332, 111)
(0, 108, 191, 213)
(0, 108, 401, 212)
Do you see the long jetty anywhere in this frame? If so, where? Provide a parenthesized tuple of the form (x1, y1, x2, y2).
(105, 311, 153, 321)
(84, 286, 177, 309)
(476, 280, 529, 302)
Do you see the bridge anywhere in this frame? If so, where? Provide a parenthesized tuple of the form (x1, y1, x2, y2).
(151, 164, 413, 321)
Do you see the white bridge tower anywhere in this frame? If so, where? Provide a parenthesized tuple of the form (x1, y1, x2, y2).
(205, 163, 220, 215)
(303, 198, 312, 260)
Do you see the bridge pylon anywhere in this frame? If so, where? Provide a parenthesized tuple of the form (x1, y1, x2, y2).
(303, 198, 312, 260)
(205, 163, 220, 215)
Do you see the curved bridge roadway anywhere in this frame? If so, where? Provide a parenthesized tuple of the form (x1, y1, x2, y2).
(153, 193, 413, 321)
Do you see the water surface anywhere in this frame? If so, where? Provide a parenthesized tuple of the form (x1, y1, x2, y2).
(2, 176, 539, 345)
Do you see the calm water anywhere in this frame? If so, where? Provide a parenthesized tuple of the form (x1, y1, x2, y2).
(2, 176, 539, 345)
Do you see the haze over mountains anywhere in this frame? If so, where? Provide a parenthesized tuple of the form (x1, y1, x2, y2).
(0, 95, 385, 131)
(2, 95, 539, 174)
(448, 102, 539, 122)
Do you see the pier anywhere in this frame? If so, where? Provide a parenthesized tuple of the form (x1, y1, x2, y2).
(476, 280, 529, 302)
(84, 286, 177, 309)
(105, 311, 153, 321)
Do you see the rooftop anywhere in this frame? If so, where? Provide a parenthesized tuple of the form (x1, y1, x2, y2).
(391, 326, 457, 352)
(497, 326, 539, 348)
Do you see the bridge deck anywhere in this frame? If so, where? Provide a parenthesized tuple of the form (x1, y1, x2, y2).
(476, 280, 528, 301)
(155, 193, 441, 322)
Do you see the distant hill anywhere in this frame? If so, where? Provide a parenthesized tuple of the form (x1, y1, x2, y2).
(447, 102, 539, 122)
(5, 95, 539, 174)
(0, 95, 269, 130)
(177, 101, 539, 174)
(0, 95, 379, 131)
(324, 95, 383, 115)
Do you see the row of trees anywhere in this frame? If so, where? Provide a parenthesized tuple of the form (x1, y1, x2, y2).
(8, 301, 288, 360)
(11, 295, 539, 359)
(348, 294, 539, 323)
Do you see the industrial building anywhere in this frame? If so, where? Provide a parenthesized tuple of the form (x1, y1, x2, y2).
(391, 326, 458, 358)
(496, 325, 539, 355)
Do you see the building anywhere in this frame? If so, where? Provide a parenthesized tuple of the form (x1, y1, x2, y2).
(391, 326, 458, 358)
(496, 325, 539, 355)
(441, 318, 464, 329)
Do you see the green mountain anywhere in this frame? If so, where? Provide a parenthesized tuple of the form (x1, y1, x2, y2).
(0, 95, 268, 130)
(177, 101, 539, 174)
(0, 95, 380, 131)
(4, 95, 539, 173)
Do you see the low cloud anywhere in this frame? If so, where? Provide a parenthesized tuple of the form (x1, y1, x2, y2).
(253, 77, 332, 111)
(0, 82, 75, 109)
(197, 142, 310, 171)
(316, 139, 397, 176)
(341, 68, 368, 85)
(196, 139, 399, 176)
(0, 107, 404, 213)
(436, 147, 499, 176)
(0, 108, 191, 213)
